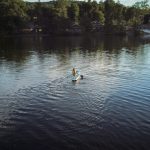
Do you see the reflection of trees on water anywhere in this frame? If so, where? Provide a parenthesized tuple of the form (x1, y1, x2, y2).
(0, 35, 150, 67)
(0, 37, 31, 64)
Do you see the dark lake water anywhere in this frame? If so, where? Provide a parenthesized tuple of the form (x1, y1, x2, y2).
(0, 35, 150, 150)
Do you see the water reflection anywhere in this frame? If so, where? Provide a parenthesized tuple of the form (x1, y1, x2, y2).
(0, 35, 150, 94)
(0, 35, 149, 64)
(0, 35, 150, 150)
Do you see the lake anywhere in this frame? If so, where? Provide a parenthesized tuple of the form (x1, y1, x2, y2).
(0, 35, 150, 150)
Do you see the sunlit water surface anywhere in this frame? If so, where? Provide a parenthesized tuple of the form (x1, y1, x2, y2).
(0, 36, 150, 150)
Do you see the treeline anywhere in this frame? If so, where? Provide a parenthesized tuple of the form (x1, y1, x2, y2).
(0, 0, 150, 35)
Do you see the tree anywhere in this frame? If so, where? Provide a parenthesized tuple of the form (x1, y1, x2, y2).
(104, 0, 115, 27)
(133, 0, 149, 9)
(125, 6, 143, 26)
(92, 10, 105, 24)
(68, 3, 80, 23)
(113, 2, 125, 25)
(90, 1, 105, 24)
(0, 0, 27, 33)
(54, 0, 69, 18)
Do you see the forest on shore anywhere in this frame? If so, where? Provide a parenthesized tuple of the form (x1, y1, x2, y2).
(0, 0, 150, 35)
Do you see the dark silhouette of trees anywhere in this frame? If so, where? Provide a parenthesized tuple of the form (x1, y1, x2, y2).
(0, 0, 149, 35)
(0, 0, 27, 34)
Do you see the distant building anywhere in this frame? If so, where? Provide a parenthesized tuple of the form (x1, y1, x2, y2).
(90, 21, 103, 31)
(66, 23, 82, 34)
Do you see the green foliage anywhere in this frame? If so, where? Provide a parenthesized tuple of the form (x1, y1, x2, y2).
(124, 6, 144, 27)
(68, 3, 79, 23)
(0, 0, 149, 35)
(79, 0, 105, 28)
(0, 0, 27, 18)
(133, 0, 149, 9)
(104, 0, 115, 26)
(54, 0, 69, 18)
(0, 0, 27, 33)
(92, 10, 105, 24)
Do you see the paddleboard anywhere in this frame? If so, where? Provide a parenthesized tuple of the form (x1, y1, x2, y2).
(72, 74, 80, 81)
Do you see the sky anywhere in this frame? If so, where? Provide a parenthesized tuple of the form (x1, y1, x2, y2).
(24, 0, 148, 6)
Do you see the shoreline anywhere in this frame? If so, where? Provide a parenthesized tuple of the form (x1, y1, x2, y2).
(0, 30, 143, 38)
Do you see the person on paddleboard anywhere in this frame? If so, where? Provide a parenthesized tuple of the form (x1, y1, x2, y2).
(72, 68, 77, 76)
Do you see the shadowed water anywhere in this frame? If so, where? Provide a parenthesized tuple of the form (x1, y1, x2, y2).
(0, 35, 150, 150)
